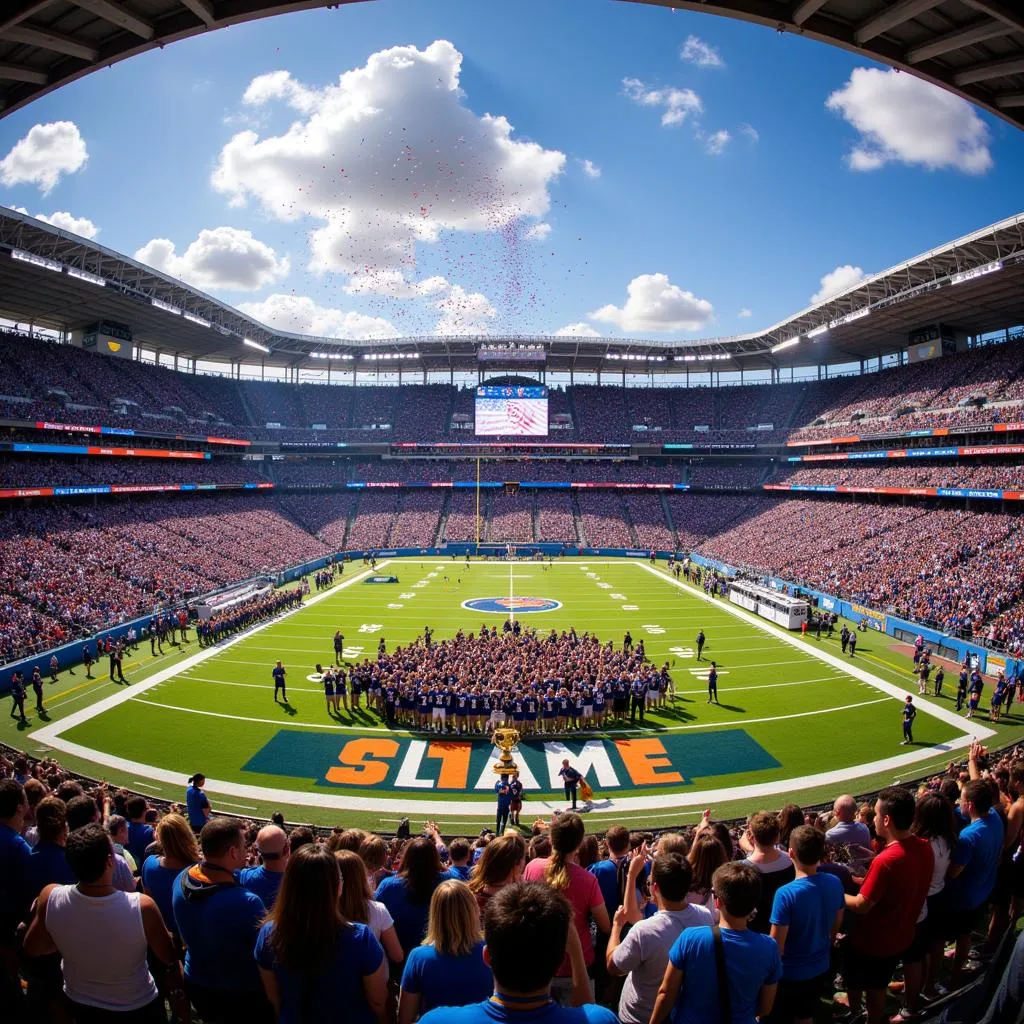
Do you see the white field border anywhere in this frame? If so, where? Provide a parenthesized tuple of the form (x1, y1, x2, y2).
(30, 559, 994, 817)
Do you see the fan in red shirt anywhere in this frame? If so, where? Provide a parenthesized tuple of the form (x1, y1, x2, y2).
(840, 786, 933, 1024)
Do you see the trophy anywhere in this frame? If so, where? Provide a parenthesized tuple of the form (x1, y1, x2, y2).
(492, 727, 521, 777)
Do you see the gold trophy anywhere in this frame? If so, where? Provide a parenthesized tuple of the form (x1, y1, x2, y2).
(492, 727, 521, 777)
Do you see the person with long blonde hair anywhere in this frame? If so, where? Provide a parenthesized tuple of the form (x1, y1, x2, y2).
(255, 844, 387, 1023)
(335, 849, 404, 965)
(398, 880, 492, 1022)
(141, 812, 199, 938)
(522, 813, 610, 1004)
(467, 832, 526, 913)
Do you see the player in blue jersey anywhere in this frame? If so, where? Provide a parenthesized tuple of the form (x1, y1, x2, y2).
(901, 695, 917, 744)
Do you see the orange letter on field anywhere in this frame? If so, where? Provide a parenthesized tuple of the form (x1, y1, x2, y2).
(427, 742, 472, 790)
(326, 738, 399, 786)
(614, 739, 683, 785)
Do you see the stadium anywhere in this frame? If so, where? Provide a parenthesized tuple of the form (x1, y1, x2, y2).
(2, 3, 1024, 1024)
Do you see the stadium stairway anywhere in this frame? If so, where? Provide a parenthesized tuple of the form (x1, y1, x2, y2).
(621, 493, 640, 547)
(571, 493, 585, 545)
(234, 379, 260, 428)
(435, 493, 450, 547)
(660, 493, 677, 547)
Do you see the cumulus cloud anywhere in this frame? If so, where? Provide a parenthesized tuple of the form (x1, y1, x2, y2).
(0, 121, 88, 194)
(680, 36, 724, 68)
(434, 284, 496, 335)
(525, 222, 552, 241)
(590, 273, 714, 333)
(811, 264, 867, 305)
(579, 158, 601, 178)
(622, 78, 702, 126)
(554, 322, 601, 337)
(826, 67, 992, 175)
(343, 269, 449, 299)
(12, 207, 98, 239)
(213, 41, 565, 274)
(238, 293, 398, 339)
(738, 123, 759, 143)
(738, 308, 752, 318)
(134, 226, 290, 292)
(705, 129, 730, 155)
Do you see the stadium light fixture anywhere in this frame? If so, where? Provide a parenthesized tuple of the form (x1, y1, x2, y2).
(828, 308, 870, 329)
(771, 336, 800, 354)
(951, 260, 1002, 285)
(151, 298, 182, 315)
(66, 267, 105, 287)
(184, 312, 211, 328)
(243, 338, 270, 354)
(12, 248, 62, 273)
(806, 325, 829, 339)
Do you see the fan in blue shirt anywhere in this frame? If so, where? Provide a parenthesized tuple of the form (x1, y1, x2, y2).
(418, 880, 615, 1024)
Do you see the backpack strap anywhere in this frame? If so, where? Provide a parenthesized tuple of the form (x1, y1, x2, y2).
(711, 926, 732, 1022)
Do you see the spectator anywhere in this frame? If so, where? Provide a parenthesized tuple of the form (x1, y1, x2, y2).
(742, 812, 796, 935)
(25, 796, 75, 900)
(239, 825, 290, 910)
(335, 850, 404, 966)
(399, 879, 493, 1022)
(447, 838, 473, 881)
(840, 787, 933, 1024)
(825, 795, 872, 853)
(23, 823, 186, 1022)
(172, 817, 270, 1022)
(467, 832, 527, 914)
(417, 881, 617, 1024)
(607, 852, 712, 1024)
(945, 777, 1005, 981)
(651, 861, 782, 1024)
(125, 797, 154, 868)
(588, 824, 633, 922)
(523, 813, 611, 1003)
(107, 815, 136, 874)
(65, 795, 137, 893)
(375, 837, 452, 957)
(358, 834, 394, 890)
(185, 774, 210, 833)
(686, 830, 730, 918)
(0, 778, 32, 1008)
(255, 844, 387, 1024)
(141, 813, 199, 941)
(768, 826, 845, 1024)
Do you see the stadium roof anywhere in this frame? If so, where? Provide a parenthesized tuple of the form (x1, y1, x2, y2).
(2, 205, 1023, 373)
(2, 1, 1024, 129)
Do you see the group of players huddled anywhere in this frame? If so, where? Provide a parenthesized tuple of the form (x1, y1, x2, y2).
(196, 588, 304, 647)
(294, 624, 676, 735)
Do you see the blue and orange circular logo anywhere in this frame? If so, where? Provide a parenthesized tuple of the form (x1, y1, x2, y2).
(462, 597, 562, 614)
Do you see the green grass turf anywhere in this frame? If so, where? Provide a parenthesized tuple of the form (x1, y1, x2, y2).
(7, 558, 1023, 831)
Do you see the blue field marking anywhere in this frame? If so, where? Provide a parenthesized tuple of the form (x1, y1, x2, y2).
(462, 597, 562, 613)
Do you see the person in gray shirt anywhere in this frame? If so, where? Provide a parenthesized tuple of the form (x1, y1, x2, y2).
(607, 851, 713, 1024)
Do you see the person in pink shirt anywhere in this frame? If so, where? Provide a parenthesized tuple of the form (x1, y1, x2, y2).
(522, 813, 610, 1005)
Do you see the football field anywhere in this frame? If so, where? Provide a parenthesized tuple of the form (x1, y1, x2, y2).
(23, 557, 1004, 831)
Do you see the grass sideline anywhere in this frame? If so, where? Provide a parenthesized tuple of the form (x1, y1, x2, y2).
(6, 558, 1020, 831)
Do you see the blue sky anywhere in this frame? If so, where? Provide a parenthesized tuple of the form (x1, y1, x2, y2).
(1, 0, 1022, 342)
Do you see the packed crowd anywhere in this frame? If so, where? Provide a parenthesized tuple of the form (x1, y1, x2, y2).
(5, 329, 1023, 444)
(0, 457, 268, 489)
(2, 736, 1022, 1024)
(0, 498, 329, 664)
(333, 627, 670, 733)
(776, 463, 1024, 491)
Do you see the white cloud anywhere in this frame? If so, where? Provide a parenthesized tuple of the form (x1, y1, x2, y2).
(826, 67, 992, 175)
(579, 158, 601, 178)
(11, 207, 98, 239)
(214, 41, 566, 274)
(238, 293, 398, 339)
(811, 264, 867, 305)
(343, 270, 449, 299)
(737, 308, 752, 318)
(680, 36, 724, 68)
(590, 273, 714, 333)
(622, 78, 702, 127)
(738, 123, 759, 143)
(525, 222, 552, 241)
(0, 121, 88, 194)
(434, 284, 496, 335)
(134, 226, 290, 292)
(705, 129, 730, 156)
(554, 322, 601, 337)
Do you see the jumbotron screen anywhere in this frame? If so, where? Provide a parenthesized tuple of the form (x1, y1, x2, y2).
(474, 385, 548, 436)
